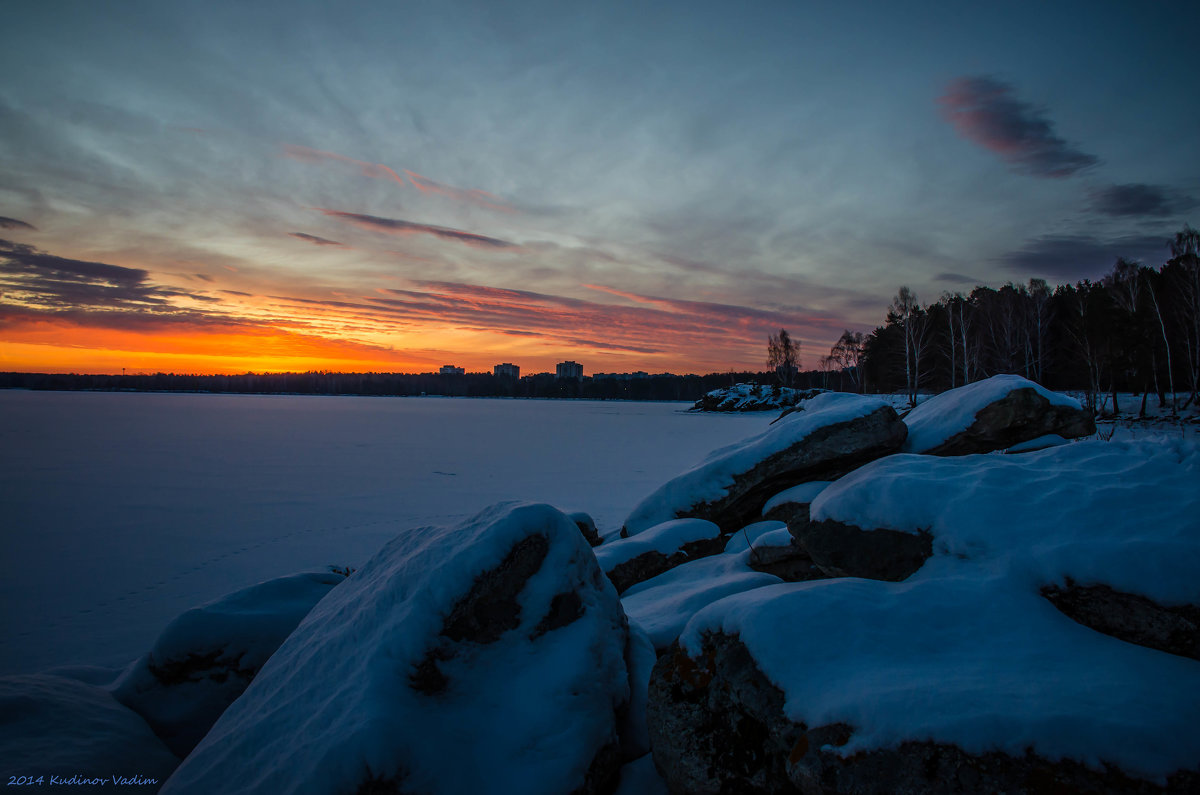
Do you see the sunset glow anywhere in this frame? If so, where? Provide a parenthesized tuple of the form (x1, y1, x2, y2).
(2, 2, 1196, 376)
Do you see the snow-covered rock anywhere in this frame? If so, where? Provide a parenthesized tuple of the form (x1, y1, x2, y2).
(0, 674, 179, 792)
(902, 373, 1094, 455)
(568, 510, 603, 547)
(112, 568, 346, 756)
(596, 518, 722, 593)
(163, 502, 632, 795)
(621, 548, 782, 652)
(690, 383, 825, 412)
(648, 438, 1200, 792)
(760, 480, 831, 526)
(623, 393, 906, 536)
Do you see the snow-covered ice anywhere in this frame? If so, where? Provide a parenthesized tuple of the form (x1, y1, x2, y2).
(0, 391, 770, 674)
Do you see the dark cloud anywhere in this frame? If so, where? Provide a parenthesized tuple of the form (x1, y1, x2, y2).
(999, 234, 1172, 281)
(289, 232, 344, 247)
(0, 217, 37, 231)
(0, 239, 205, 311)
(940, 76, 1099, 178)
(318, 209, 515, 249)
(1089, 183, 1196, 217)
(193, 272, 215, 282)
(934, 272, 980, 285)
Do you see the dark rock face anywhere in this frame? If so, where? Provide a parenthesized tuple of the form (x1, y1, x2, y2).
(648, 636, 804, 795)
(649, 634, 1200, 795)
(747, 541, 827, 583)
(762, 500, 811, 527)
(605, 535, 728, 594)
(1042, 580, 1200, 661)
(568, 511, 603, 547)
(667, 406, 907, 535)
(793, 519, 932, 581)
(921, 387, 1095, 456)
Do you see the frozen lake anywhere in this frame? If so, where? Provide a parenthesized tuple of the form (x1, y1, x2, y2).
(0, 390, 770, 675)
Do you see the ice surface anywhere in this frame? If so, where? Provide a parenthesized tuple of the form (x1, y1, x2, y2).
(623, 392, 888, 534)
(0, 391, 769, 674)
(902, 374, 1081, 453)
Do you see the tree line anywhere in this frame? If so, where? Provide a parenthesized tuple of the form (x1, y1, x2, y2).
(812, 225, 1199, 412)
(0, 369, 783, 402)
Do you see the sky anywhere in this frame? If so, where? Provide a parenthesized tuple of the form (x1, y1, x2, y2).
(1, 0, 1197, 375)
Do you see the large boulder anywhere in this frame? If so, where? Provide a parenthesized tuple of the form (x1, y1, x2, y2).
(163, 503, 632, 795)
(0, 674, 180, 792)
(648, 439, 1200, 793)
(112, 568, 346, 756)
(623, 393, 907, 536)
(902, 374, 1094, 455)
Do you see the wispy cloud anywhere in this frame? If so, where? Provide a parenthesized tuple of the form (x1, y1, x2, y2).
(0, 217, 37, 231)
(283, 144, 407, 188)
(289, 232, 345, 247)
(939, 76, 1098, 178)
(318, 209, 516, 249)
(284, 144, 513, 212)
(1089, 183, 1196, 218)
(404, 170, 514, 213)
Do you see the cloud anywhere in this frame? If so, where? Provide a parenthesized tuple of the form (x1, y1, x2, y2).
(317, 209, 516, 249)
(0, 239, 213, 312)
(290, 232, 345, 247)
(404, 171, 514, 213)
(284, 144, 513, 212)
(1089, 183, 1196, 217)
(998, 234, 1173, 280)
(283, 144, 408, 188)
(939, 76, 1099, 178)
(0, 217, 37, 231)
(934, 272, 980, 285)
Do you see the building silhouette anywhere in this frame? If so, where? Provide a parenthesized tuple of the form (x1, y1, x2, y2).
(556, 361, 583, 381)
(493, 362, 520, 379)
(438, 365, 465, 375)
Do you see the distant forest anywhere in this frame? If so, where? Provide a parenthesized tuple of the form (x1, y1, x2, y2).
(816, 225, 1199, 413)
(0, 369, 775, 403)
(4, 226, 1195, 410)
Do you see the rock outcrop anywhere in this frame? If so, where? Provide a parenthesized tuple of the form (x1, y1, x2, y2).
(647, 439, 1200, 793)
(163, 503, 633, 795)
(623, 394, 907, 536)
(112, 569, 345, 757)
(902, 374, 1094, 455)
(691, 384, 826, 412)
(596, 519, 723, 593)
(1042, 579, 1200, 662)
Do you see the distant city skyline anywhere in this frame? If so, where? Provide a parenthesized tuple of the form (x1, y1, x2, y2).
(2, 1, 1197, 375)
